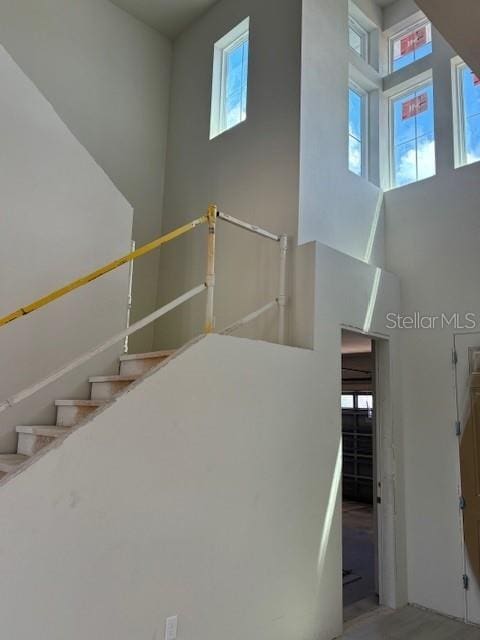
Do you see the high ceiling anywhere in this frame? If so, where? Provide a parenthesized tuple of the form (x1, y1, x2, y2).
(111, 0, 397, 38)
(109, 0, 218, 38)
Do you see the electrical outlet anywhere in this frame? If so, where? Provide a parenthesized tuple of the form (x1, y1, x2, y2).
(165, 616, 178, 640)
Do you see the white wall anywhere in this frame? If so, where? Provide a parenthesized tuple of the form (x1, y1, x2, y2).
(383, 8, 480, 620)
(0, 0, 172, 351)
(154, 4, 407, 631)
(0, 46, 133, 450)
(155, 0, 388, 353)
(309, 242, 406, 618)
(0, 3, 413, 635)
(0, 335, 341, 640)
(0, 246, 405, 640)
(296, 0, 480, 620)
(383, 0, 419, 31)
(299, 0, 385, 266)
(155, 0, 302, 349)
(292, 239, 406, 632)
(354, 0, 383, 27)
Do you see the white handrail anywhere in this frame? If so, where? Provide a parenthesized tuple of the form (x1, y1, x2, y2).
(0, 284, 206, 414)
(205, 205, 217, 332)
(278, 234, 288, 345)
(221, 300, 278, 336)
(218, 211, 281, 242)
(217, 211, 288, 343)
(0, 207, 289, 416)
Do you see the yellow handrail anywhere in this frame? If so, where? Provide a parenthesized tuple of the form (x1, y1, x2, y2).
(0, 213, 209, 329)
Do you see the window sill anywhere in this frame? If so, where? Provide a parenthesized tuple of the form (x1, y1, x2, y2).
(349, 50, 382, 91)
(383, 53, 433, 93)
(209, 118, 247, 142)
(384, 172, 437, 192)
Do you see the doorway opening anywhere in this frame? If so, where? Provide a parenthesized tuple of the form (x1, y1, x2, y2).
(341, 329, 379, 622)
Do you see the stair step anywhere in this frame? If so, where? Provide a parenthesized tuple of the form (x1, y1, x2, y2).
(119, 350, 175, 362)
(55, 400, 106, 407)
(55, 400, 106, 427)
(88, 375, 138, 383)
(16, 426, 70, 437)
(119, 350, 175, 376)
(89, 375, 138, 401)
(16, 426, 70, 456)
(0, 454, 29, 473)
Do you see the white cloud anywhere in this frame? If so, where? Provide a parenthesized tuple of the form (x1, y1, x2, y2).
(467, 145, 480, 165)
(395, 138, 435, 186)
(349, 136, 362, 176)
(467, 153, 480, 164)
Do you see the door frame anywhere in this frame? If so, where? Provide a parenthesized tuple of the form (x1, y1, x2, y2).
(341, 326, 402, 612)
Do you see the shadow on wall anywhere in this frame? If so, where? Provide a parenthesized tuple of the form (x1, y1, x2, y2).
(317, 442, 343, 574)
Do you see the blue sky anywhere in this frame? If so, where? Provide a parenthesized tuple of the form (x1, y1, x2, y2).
(349, 88, 363, 175)
(349, 83, 436, 185)
(461, 67, 480, 164)
(393, 83, 435, 186)
(225, 40, 249, 129)
(393, 40, 432, 72)
(392, 24, 432, 72)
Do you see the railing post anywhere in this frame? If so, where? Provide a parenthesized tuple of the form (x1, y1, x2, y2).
(124, 239, 136, 354)
(278, 234, 288, 345)
(205, 204, 218, 333)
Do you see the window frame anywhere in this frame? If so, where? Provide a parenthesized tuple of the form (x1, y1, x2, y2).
(389, 17, 432, 74)
(356, 394, 374, 410)
(341, 394, 355, 409)
(451, 57, 480, 168)
(349, 80, 369, 178)
(388, 74, 436, 189)
(210, 17, 250, 140)
(341, 392, 373, 410)
(349, 16, 369, 61)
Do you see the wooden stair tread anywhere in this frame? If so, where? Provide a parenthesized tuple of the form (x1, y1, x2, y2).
(55, 400, 106, 407)
(3, 352, 177, 474)
(119, 350, 174, 362)
(0, 454, 29, 471)
(16, 426, 70, 437)
(89, 375, 138, 383)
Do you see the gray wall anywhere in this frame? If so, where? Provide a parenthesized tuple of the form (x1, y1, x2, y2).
(414, 0, 480, 78)
(0, 335, 342, 640)
(384, 13, 480, 620)
(0, 45, 133, 450)
(311, 242, 406, 615)
(0, 0, 172, 351)
(383, 0, 419, 31)
(155, 0, 302, 348)
(299, 0, 385, 266)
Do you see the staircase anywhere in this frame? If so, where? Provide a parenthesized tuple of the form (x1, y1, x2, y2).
(0, 350, 174, 478)
(0, 207, 287, 485)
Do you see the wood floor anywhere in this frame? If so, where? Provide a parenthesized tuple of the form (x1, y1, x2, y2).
(341, 605, 480, 639)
